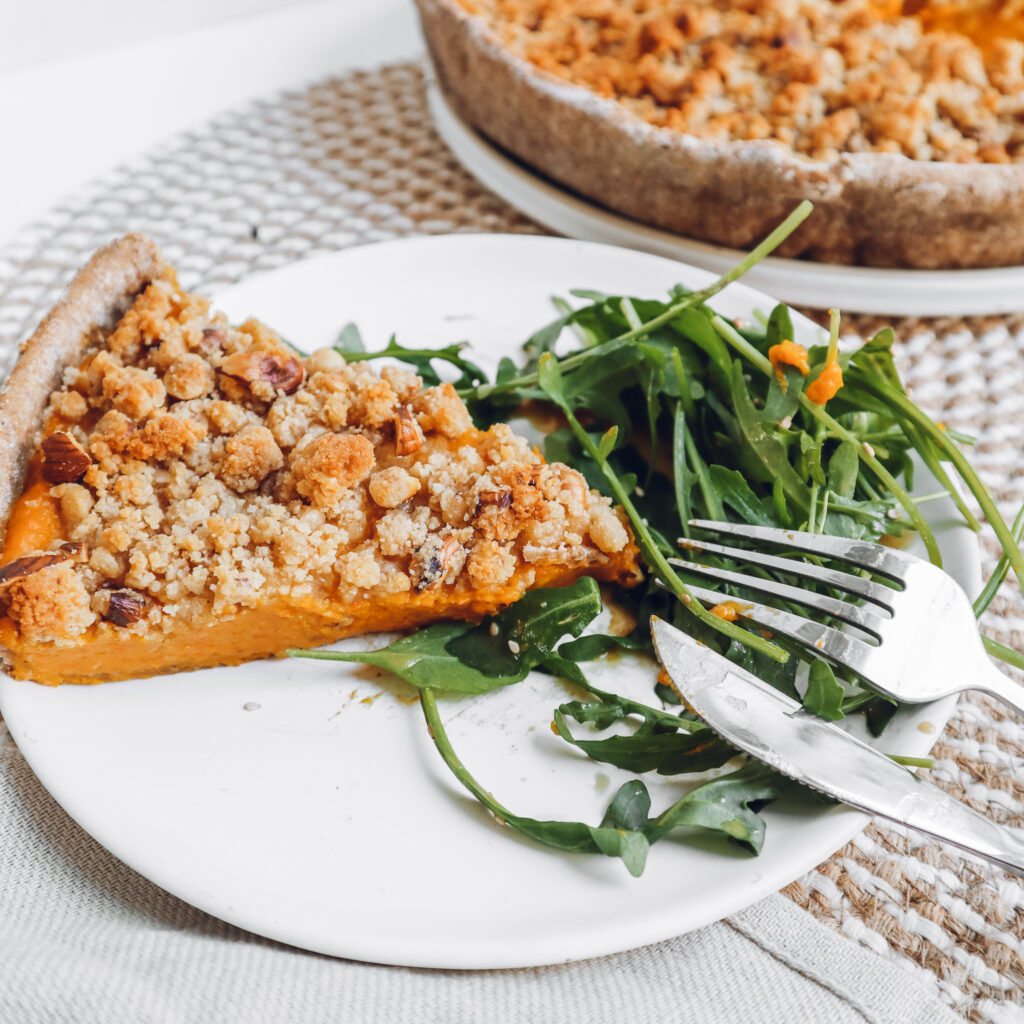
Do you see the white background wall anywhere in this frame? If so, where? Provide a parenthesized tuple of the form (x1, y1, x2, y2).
(0, 0, 422, 243)
(1, 0, 312, 72)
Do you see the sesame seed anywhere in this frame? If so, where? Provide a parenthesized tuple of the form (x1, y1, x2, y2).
(243, 702, 261, 712)
(862, 442, 875, 457)
(489, 622, 499, 636)
(508, 640, 521, 654)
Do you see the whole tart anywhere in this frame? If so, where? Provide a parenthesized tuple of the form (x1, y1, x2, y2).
(0, 237, 640, 685)
(416, 0, 1024, 268)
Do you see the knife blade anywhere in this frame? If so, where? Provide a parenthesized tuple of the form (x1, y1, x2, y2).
(650, 617, 1024, 878)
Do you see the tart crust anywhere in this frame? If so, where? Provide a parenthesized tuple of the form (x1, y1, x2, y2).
(416, 0, 1024, 269)
(0, 235, 166, 535)
(0, 237, 641, 685)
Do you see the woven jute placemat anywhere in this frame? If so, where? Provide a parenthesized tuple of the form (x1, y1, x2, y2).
(1, 61, 1022, 1023)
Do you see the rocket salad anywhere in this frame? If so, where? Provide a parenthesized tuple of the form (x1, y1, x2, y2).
(291, 203, 1024, 876)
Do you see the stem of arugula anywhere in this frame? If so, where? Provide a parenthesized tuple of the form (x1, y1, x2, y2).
(859, 378, 1024, 592)
(468, 201, 814, 402)
(974, 504, 1024, 618)
(711, 317, 942, 565)
(420, 687, 516, 820)
(542, 358, 788, 663)
(982, 635, 1024, 672)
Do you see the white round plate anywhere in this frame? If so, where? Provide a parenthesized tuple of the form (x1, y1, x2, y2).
(428, 79, 1024, 318)
(0, 236, 980, 969)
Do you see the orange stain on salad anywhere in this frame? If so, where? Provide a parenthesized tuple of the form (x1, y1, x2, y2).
(768, 340, 810, 391)
(806, 361, 844, 405)
(709, 601, 749, 622)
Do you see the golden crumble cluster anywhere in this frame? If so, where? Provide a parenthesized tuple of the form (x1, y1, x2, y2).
(462, 0, 1024, 163)
(1, 270, 635, 647)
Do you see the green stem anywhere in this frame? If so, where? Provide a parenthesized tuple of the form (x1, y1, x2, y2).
(889, 755, 934, 769)
(471, 201, 813, 401)
(983, 634, 1024, 672)
(711, 316, 942, 565)
(856, 376, 1024, 590)
(420, 687, 515, 820)
(973, 503, 1024, 618)
(552, 384, 787, 662)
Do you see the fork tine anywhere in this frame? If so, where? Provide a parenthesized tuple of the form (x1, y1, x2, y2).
(675, 536, 896, 610)
(668, 558, 886, 639)
(676, 581, 877, 668)
(688, 519, 915, 582)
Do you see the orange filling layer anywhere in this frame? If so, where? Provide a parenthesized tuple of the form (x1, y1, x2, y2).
(0, 480, 638, 687)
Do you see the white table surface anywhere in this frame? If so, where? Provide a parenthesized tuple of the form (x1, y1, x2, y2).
(0, 0, 422, 248)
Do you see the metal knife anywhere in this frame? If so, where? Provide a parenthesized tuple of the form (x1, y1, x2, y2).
(650, 617, 1024, 878)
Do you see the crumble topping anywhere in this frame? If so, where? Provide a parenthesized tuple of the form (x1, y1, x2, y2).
(461, 0, 1024, 163)
(3, 270, 636, 645)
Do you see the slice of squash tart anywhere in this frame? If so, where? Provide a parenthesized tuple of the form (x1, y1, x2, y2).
(0, 237, 640, 685)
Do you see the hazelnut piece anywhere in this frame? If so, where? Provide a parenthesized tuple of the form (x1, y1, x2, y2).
(41, 431, 92, 483)
(103, 588, 148, 627)
(219, 351, 304, 396)
(394, 405, 424, 456)
(0, 552, 69, 589)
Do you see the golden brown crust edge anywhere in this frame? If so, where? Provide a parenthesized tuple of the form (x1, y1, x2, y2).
(0, 234, 167, 533)
(416, 0, 1024, 270)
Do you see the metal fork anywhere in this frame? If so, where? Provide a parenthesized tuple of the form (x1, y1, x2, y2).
(669, 519, 1024, 716)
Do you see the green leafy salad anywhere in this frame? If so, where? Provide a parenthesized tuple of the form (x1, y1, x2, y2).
(291, 204, 1024, 877)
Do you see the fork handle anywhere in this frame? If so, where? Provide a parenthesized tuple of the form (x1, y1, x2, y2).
(977, 661, 1024, 718)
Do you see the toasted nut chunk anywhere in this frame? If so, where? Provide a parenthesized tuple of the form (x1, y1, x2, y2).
(394, 405, 424, 456)
(102, 588, 148, 627)
(368, 466, 420, 508)
(411, 533, 461, 591)
(41, 432, 92, 483)
(220, 351, 304, 397)
(476, 489, 513, 512)
(59, 542, 87, 562)
(164, 353, 216, 400)
(0, 551, 70, 589)
(199, 327, 226, 354)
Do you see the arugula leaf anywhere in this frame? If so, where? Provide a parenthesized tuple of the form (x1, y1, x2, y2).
(420, 686, 652, 876)
(707, 465, 778, 527)
(291, 579, 602, 694)
(288, 621, 524, 694)
(447, 577, 602, 675)
(729, 361, 809, 508)
(646, 761, 790, 853)
(335, 322, 365, 352)
(802, 660, 846, 721)
(335, 335, 488, 389)
(828, 439, 860, 499)
(553, 710, 735, 775)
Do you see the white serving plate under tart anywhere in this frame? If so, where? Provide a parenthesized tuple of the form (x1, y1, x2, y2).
(0, 235, 980, 968)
